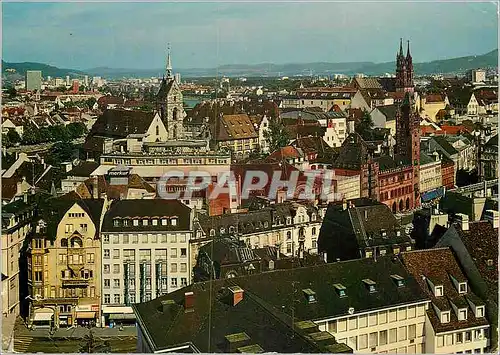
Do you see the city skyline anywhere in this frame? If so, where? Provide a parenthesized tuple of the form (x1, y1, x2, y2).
(3, 1, 498, 70)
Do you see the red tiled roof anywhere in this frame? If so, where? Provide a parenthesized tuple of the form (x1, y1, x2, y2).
(425, 94, 445, 103)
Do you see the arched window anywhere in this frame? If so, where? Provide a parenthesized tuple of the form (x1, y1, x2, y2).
(392, 202, 397, 213)
(406, 198, 410, 210)
(312, 227, 317, 236)
(61, 238, 68, 247)
(71, 237, 83, 248)
(399, 200, 404, 212)
(286, 231, 291, 240)
(86, 238, 93, 247)
(210, 229, 215, 236)
(173, 108, 178, 121)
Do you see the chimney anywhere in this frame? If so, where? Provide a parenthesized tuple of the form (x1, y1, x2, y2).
(91, 176, 99, 199)
(323, 252, 328, 263)
(161, 299, 176, 314)
(228, 286, 244, 306)
(184, 291, 194, 312)
(484, 210, 499, 229)
(348, 120, 355, 134)
(342, 198, 347, 211)
(455, 213, 469, 231)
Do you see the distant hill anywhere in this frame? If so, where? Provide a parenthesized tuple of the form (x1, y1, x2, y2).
(1, 60, 86, 79)
(3, 49, 497, 80)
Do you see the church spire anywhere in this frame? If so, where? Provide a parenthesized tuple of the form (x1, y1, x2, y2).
(406, 40, 411, 59)
(166, 43, 173, 79)
(399, 38, 404, 57)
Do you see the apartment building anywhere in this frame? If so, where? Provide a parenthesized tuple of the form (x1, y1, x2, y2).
(100, 199, 192, 325)
(402, 248, 491, 353)
(1, 194, 37, 317)
(419, 152, 442, 194)
(29, 197, 105, 328)
(213, 114, 259, 158)
(192, 200, 325, 266)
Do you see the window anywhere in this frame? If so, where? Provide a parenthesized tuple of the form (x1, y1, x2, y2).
(337, 319, 347, 332)
(380, 330, 388, 345)
(456, 332, 463, 343)
(34, 271, 43, 282)
(180, 248, 187, 258)
(171, 218, 177, 226)
(142, 219, 148, 226)
(358, 315, 367, 328)
(458, 308, 467, 321)
(358, 334, 368, 349)
(170, 248, 177, 258)
(171, 278, 177, 287)
(130, 293, 136, 304)
(459, 282, 467, 294)
(65, 224, 73, 233)
(441, 311, 450, 323)
(389, 328, 397, 343)
(312, 227, 316, 235)
(369, 332, 378, 347)
(104, 294, 110, 304)
(114, 294, 120, 304)
(435, 286, 444, 297)
(171, 263, 177, 273)
(476, 306, 485, 318)
(181, 277, 187, 287)
(348, 317, 357, 330)
(104, 279, 110, 288)
(104, 249, 110, 259)
(465, 331, 472, 342)
(104, 265, 110, 274)
(408, 324, 416, 340)
(61, 238, 68, 247)
(103, 235, 109, 244)
(87, 253, 95, 263)
(179, 234, 186, 243)
(210, 229, 215, 236)
(398, 307, 407, 320)
(123, 235, 129, 244)
(132, 234, 138, 244)
(113, 264, 120, 274)
(170, 235, 177, 243)
(114, 279, 120, 288)
(180, 263, 187, 272)
(141, 234, 148, 243)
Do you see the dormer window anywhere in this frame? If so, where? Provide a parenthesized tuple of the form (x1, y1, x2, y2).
(333, 283, 347, 298)
(152, 219, 158, 226)
(458, 308, 467, 321)
(434, 286, 444, 297)
(171, 218, 177, 226)
(441, 311, 450, 323)
(302, 289, 317, 304)
(123, 219, 129, 227)
(458, 282, 467, 294)
(210, 229, 215, 237)
(476, 306, 485, 318)
(161, 218, 167, 226)
(381, 229, 387, 237)
(365, 250, 373, 258)
(391, 274, 405, 287)
(362, 279, 377, 293)
(133, 219, 139, 226)
(113, 219, 120, 227)
(311, 214, 316, 221)
(142, 219, 148, 226)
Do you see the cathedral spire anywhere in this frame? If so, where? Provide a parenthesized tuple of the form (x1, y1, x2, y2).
(406, 40, 411, 59)
(166, 43, 173, 78)
(399, 38, 404, 57)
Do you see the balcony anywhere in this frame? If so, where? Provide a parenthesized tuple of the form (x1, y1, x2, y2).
(62, 278, 90, 287)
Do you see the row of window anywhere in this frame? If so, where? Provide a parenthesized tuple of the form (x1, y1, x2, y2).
(58, 253, 95, 264)
(104, 248, 186, 259)
(39, 285, 96, 299)
(103, 233, 187, 244)
(329, 305, 427, 333)
(112, 217, 178, 228)
(436, 329, 485, 347)
(102, 279, 188, 304)
(335, 323, 423, 351)
(103, 260, 187, 274)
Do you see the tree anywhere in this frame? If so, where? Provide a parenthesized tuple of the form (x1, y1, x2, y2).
(48, 125, 70, 142)
(264, 117, 290, 153)
(22, 125, 42, 145)
(85, 97, 97, 109)
(66, 122, 88, 139)
(6, 129, 21, 146)
(355, 109, 375, 141)
(7, 87, 17, 99)
(45, 142, 78, 166)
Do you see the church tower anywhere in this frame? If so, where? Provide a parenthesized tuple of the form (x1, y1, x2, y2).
(395, 39, 414, 93)
(156, 44, 185, 140)
(395, 39, 420, 208)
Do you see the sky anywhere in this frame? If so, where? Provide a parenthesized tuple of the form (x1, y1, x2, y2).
(2, 1, 498, 70)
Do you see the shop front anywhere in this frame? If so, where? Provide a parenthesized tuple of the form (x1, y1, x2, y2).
(75, 305, 99, 327)
(31, 309, 54, 328)
(101, 306, 136, 327)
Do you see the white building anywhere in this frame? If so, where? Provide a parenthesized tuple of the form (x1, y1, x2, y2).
(100, 199, 193, 325)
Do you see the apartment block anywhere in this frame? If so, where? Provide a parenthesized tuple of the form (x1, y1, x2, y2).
(100, 199, 192, 325)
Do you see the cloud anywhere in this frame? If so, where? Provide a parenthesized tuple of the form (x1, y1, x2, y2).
(2, 1, 497, 69)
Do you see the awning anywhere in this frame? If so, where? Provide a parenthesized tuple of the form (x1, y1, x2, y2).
(102, 306, 134, 314)
(76, 311, 96, 319)
(421, 186, 445, 202)
(33, 312, 53, 321)
(108, 313, 136, 321)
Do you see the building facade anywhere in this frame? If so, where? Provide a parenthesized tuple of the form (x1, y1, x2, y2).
(100, 199, 192, 325)
(30, 199, 105, 328)
(26, 70, 42, 91)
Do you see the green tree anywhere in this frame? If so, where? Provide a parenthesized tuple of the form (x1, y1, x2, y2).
(355, 109, 374, 141)
(264, 117, 290, 153)
(6, 129, 21, 146)
(7, 87, 17, 99)
(45, 142, 78, 166)
(85, 97, 97, 109)
(22, 125, 42, 145)
(66, 122, 88, 139)
(48, 125, 70, 142)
